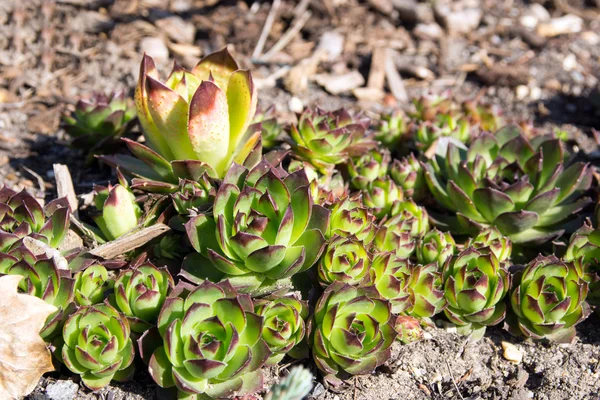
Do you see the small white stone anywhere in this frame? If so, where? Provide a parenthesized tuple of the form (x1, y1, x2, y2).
(563, 54, 577, 71)
(529, 86, 542, 101)
(581, 31, 600, 45)
(140, 37, 170, 62)
(288, 97, 304, 114)
(516, 85, 529, 100)
(519, 15, 538, 29)
(502, 341, 523, 364)
(537, 14, 583, 37)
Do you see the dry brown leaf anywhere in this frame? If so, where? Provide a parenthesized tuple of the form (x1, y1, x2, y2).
(0, 275, 57, 399)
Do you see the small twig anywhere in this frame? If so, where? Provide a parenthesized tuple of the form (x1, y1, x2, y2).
(293, 0, 311, 17)
(260, 11, 312, 62)
(89, 223, 170, 259)
(385, 49, 408, 104)
(445, 360, 465, 400)
(53, 164, 79, 218)
(252, 0, 281, 60)
(22, 166, 46, 195)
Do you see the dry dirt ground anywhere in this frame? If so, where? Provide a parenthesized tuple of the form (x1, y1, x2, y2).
(2, 0, 600, 399)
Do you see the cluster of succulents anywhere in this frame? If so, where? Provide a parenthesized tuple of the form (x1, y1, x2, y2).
(5, 47, 598, 399)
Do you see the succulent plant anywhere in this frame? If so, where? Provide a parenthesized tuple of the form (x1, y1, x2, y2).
(0, 239, 74, 339)
(390, 154, 425, 200)
(394, 316, 423, 344)
(250, 105, 283, 149)
(290, 108, 375, 174)
(90, 171, 141, 242)
(0, 186, 70, 250)
(422, 126, 592, 244)
(372, 211, 424, 259)
(263, 365, 313, 400)
(255, 294, 308, 364)
(318, 235, 371, 286)
(563, 222, 600, 264)
(407, 263, 446, 319)
(289, 160, 348, 204)
(362, 177, 404, 219)
(183, 162, 329, 293)
(415, 118, 471, 151)
(73, 264, 112, 306)
(372, 200, 429, 258)
(368, 252, 412, 314)
(416, 228, 455, 266)
(148, 280, 271, 398)
(63, 90, 136, 149)
(461, 100, 503, 133)
(61, 304, 135, 390)
(443, 248, 510, 338)
(101, 48, 261, 191)
(111, 262, 174, 332)
(171, 177, 215, 216)
(347, 150, 390, 190)
(326, 196, 376, 244)
(309, 282, 396, 385)
(374, 111, 407, 149)
(467, 227, 512, 263)
(508, 255, 590, 342)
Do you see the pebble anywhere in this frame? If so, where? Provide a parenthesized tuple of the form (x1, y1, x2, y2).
(317, 31, 345, 62)
(155, 16, 195, 44)
(46, 380, 78, 400)
(315, 71, 365, 95)
(562, 54, 577, 71)
(288, 97, 304, 114)
(434, 3, 482, 35)
(140, 37, 170, 62)
(516, 85, 529, 100)
(414, 23, 443, 39)
(544, 78, 561, 91)
(529, 86, 542, 101)
(581, 31, 600, 45)
(502, 341, 523, 364)
(537, 14, 583, 37)
(519, 3, 550, 28)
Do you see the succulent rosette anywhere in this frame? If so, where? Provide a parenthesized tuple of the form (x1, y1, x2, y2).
(415, 117, 471, 150)
(101, 49, 261, 192)
(73, 264, 113, 306)
(172, 177, 216, 216)
(61, 304, 135, 390)
(184, 162, 329, 293)
(564, 222, 600, 264)
(326, 196, 376, 244)
(112, 262, 174, 332)
(0, 240, 74, 339)
(0, 186, 70, 250)
(309, 282, 396, 385)
(508, 255, 590, 342)
(347, 150, 390, 190)
(254, 294, 308, 364)
(372, 217, 419, 259)
(416, 228, 455, 266)
(467, 227, 512, 263)
(362, 177, 404, 219)
(442, 248, 510, 338)
(250, 105, 283, 149)
(317, 235, 371, 286)
(372, 200, 429, 258)
(407, 263, 446, 319)
(374, 110, 407, 149)
(368, 252, 412, 314)
(63, 90, 136, 149)
(390, 154, 425, 200)
(91, 172, 142, 242)
(394, 316, 423, 344)
(290, 108, 375, 174)
(148, 280, 271, 398)
(422, 126, 592, 243)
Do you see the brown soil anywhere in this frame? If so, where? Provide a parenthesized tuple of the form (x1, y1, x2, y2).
(2, 0, 600, 399)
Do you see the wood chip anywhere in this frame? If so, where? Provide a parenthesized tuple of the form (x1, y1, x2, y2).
(385, 49, 408, 103)
(314, 71, 365, 95)
(53, 164, 78, 217)
(88, 223, 170, 259)
(368, 47, 388, 90)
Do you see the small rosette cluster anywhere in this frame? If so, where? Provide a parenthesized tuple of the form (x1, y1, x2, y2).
(149, 281, 271, 399)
